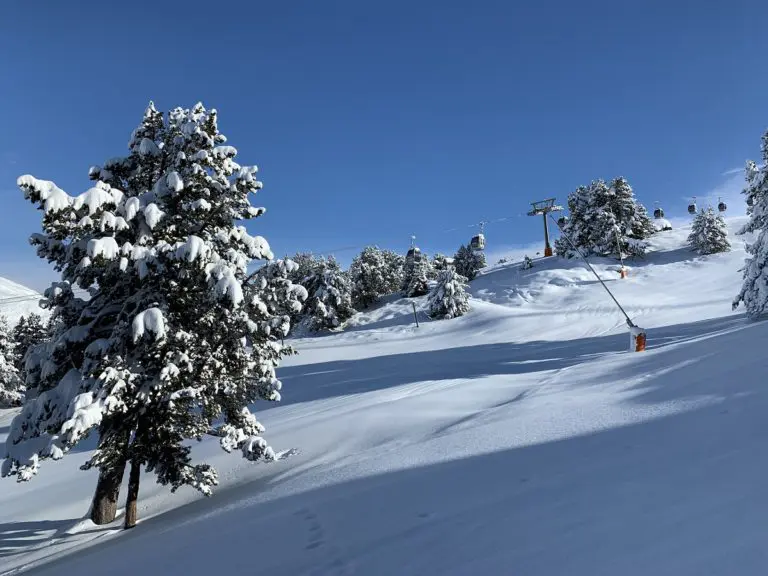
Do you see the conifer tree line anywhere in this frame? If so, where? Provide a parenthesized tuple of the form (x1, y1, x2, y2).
(277, 242, 482, 331)
(0, 100, 480, 530)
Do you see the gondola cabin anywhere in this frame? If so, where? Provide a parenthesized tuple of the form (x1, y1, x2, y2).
(718, 198, 727, 213)
(470, 233, 486, 251)
(687, 199, 697, 215)
(653, 207, 664, 219)
(557, 216, 568, 228)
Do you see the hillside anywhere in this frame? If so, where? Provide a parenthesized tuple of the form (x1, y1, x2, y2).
(2, 216, 766, 576)
(0, 277, 45, 325)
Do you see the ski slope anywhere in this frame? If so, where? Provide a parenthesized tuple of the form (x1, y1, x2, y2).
(0, 278, 44, 325)
(3, 217, 767, 576)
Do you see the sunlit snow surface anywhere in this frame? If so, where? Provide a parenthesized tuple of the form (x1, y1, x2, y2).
(3, 217, 768, 576)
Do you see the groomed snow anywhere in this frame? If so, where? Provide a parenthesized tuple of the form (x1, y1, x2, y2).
(2, 216, 766, 576)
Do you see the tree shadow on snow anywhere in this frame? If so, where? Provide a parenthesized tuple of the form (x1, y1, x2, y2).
(0, 519, 88, 559)
(278, 338, 618, 407)
(19, 353, 768, 576)
(278, 313, 751, 408)
(7, 313, 768, 575)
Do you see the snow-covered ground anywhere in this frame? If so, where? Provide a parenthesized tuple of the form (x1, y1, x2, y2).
(0, 278, 44, 325)
(3, 217, 767, 576)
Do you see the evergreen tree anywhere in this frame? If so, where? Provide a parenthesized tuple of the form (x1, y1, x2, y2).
(453, 244, 486, 281)
(381, 249, 405, 288)
(688, 208, 731, 255)
(303, 257, 355, 330)
(350, 246, 402, 309)
(739, 134, 768, 235)
(11, 313, 48, 376)
(554, 184, 595, 258)
(0, 315, 23, 408)
(251, 259, 308, 339)
(432, 253, 453, 273)
(3, 102, 302, 530)
(734, 130, 768, 319)
(610, 177, 655, 240)
(428, 269, 470, 320)
(286, 252, 319, 285)
(555, 177, 654, 259)
(401, 251, 432, 297)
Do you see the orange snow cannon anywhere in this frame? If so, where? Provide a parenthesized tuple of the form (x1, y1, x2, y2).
(619, 267, 628, 279)
(630, 326, 646, 352)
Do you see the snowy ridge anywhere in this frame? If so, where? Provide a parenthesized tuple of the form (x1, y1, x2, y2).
(0, 277, 45, 325)
(2, 216, 766, 576)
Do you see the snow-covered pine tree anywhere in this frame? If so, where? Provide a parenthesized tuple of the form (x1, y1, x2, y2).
(428, 269, 470, 320)
(555, 183, 595, 257)
(303, 257, 355, 330)
(739, 133, 768, 235)
(3, 102, 302, 529)
(350, 246, 402, 309)
(9, 315, 26, 371)
(555, 178, 653, 258)
(432, 253, 452, 273)
(382, 249, 405, 289)
(11, 313, 48, 376)
(401, 251, 432, 297)
(250, 259, 308, 340)
(610, 177, 656, 240)
(591, 209, 631, 258)
(688, 207, 731, 255)
(0, 315, 23, 408)
(286, 252, 319, 285)
(734, 130, 768, 319)
(453, 244, 486, 281)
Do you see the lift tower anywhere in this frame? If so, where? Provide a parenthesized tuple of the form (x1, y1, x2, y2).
(527, 198, 563, 257)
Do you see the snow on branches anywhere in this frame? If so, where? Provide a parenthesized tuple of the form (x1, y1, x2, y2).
(0, 315, 23, 408)
(734, 129, 768, 319)
(428, 270, 470, 320)
(555, 177, 654, 259)
(453, 245, 485, 281)
(688, 208, 730, 255)
(3, 102, 302, 508)
(401, 250, 433, 297)
(350, 246, 403, 308)
(302, 257, 355, 331)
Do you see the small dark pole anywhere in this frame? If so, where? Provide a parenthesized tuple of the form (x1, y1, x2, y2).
(412, 302, 420, 327)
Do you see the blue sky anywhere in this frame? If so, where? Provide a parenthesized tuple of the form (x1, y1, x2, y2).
(1, 0, 766, 291)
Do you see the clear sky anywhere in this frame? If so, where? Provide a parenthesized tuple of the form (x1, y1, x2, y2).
(1, 0, 766, 291)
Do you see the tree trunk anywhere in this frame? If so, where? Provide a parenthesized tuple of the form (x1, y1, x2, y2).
(124, 459, 141, 530)
(90, 459, 127, 525)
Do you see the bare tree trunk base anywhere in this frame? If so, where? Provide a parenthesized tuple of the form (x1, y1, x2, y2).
(124, 460, 141, 530)
(90, 460, 127, 526)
